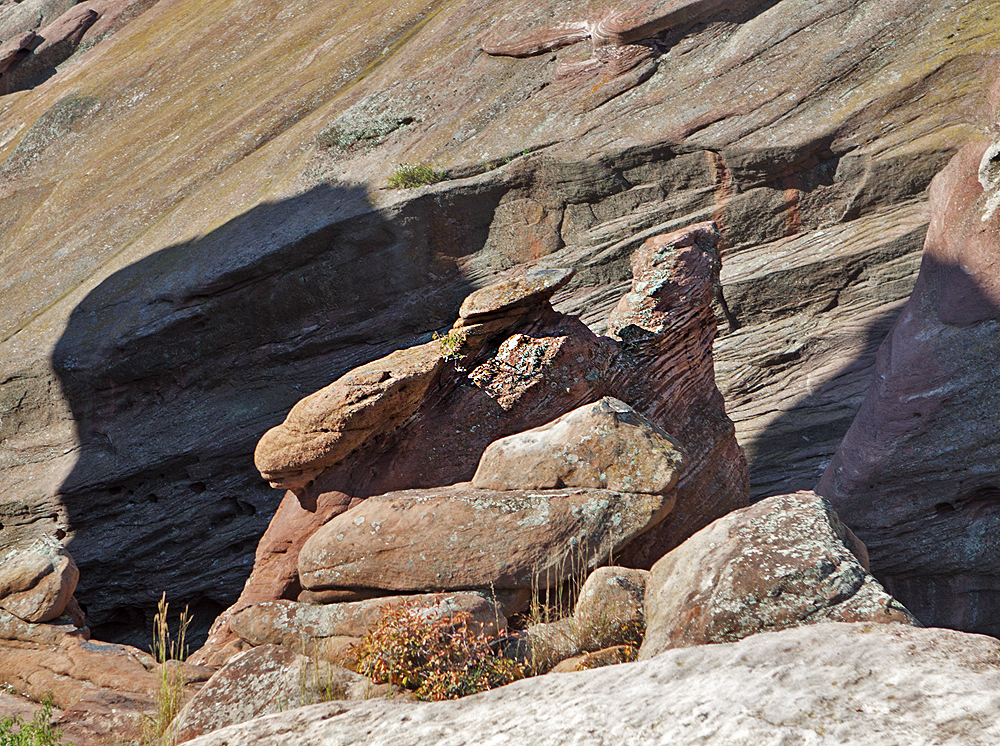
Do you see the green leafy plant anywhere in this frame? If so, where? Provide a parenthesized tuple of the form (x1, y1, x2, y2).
(0, 696, 65, 746)
(433, 329, 467, 361)
(386, 163, 445, 189)
(139, 594, 190, 746)
(353, 603, 527, 701)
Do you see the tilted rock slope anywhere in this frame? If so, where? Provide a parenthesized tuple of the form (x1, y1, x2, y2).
(1, 0, 998, 645)
(183, 624, 1000, 746)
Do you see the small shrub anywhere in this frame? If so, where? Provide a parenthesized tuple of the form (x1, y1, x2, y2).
(433, 329, 467, 361)
(139, 594, 190, 746)
(386, 163, 445, 189)
(0, 696, 65, 746)
(353, 604, 527, 701)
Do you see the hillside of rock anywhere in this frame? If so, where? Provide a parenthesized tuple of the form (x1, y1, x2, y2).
(1, 0, 998, 647)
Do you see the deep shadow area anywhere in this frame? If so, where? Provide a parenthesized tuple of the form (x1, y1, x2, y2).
(741, 304, 907, 503)
(52, 179, 507, 649)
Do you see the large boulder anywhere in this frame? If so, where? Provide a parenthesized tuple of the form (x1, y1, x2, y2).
(472, 397, 686, 494)
(182, 624, 1000, 746)
(194, 229, 746, 665)
(0, 538, 78, 623)
(817, 134, 1000, 636)
(298, 485, 674, 593)
(639, 491, 916, 659)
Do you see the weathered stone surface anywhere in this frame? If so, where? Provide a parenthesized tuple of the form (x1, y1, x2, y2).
(0, 607, 85, 644)
(230, 594, 505, 652)
(1, 0, 993, 656)
(472, 397, 686, 494)
(457, 268, 574, 322)
(639, 492, 917, 659)
(548, 645, 636, 674)
(183, 624, 1000, 746)
(817, 136, 1000, 637)
(0, 538, 78, 622)
(254, 341, 446, 492)
(298, 485, 675, 593)
(573, 566, 647, 645)
(174, 644, 379, 743)
(197, 221, 741, 665)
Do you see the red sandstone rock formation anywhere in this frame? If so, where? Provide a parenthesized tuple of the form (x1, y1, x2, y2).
(192, 224, 747, 666)
(816, 135, 1000, 637)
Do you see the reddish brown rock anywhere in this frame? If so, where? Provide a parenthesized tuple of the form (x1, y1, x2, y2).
(254, 341, 446, 492)
(197, 223, 745, 665)
(472, 397, 686, 495)
(0, 539, 79, 623)
(639, 491, 917, 659)
(298, 485, 675, 593)
(572, 566, 647, 647)
(230, 594, 505, 652)
(817, 136, 1000, 637)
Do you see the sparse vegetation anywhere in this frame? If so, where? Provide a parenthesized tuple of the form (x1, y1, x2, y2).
(0, 696, 65, 746)
(139, 595, 190, 746)
(353, 603, 528, 701)
(386, 163, 445, 189)
(433, 329, 467, 361)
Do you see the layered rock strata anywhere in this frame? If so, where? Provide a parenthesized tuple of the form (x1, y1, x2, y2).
(194, 227, 747, 665)
(817, 135, 1000, 636)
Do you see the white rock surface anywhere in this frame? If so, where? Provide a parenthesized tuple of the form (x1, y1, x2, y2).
(184, 622, 1000, 746)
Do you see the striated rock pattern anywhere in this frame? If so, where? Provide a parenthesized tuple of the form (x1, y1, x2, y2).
(194, 230, 745, 665)
(1, 0, 996, 651)
(817, 135, 1000, 637)
(472, 397, 686, 495)
(183, 624, 1000, 746)
(297, 484, 674, 593)
(639, 491, 915, 659)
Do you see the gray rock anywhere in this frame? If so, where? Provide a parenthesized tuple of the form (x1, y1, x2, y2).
(639, 491, 917, 659)
(183, 623, 1000, 746)
(472, 397, 686, 495)
(174, 644, 382, 743)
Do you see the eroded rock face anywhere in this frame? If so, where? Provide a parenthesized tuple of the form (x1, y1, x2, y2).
(817, 136, 1000, 637)
(639, 491, 916, 659)
(194, 225, 745, 666)
(298, 485, 674, 593)
(181, 624, 1000, 746)
(3, 0, 991, 657)
(472, 397, 686, 494)
(254, 341, 446, 492)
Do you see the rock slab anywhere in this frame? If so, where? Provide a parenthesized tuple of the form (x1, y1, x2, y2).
(183, 623, 1000, 746)
(817, 135, 1000, 637)
(298, 484, 675, 593)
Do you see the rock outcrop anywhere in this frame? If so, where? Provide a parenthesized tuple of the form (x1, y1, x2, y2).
(0, 537, 78, 623)
(194, 230, 745, 665)
(0, 0, 994, 650)
(817, 134, 1000, 637)
(639, 492, 916, 658)
(182, 624, 1000, 746)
